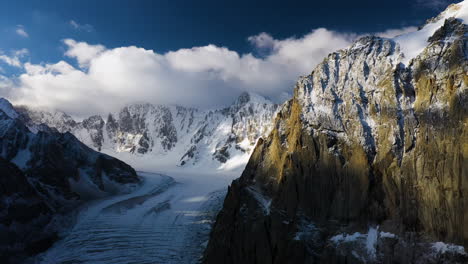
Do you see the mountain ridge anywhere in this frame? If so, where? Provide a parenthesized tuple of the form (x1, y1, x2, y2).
(12, 91, 279, 171)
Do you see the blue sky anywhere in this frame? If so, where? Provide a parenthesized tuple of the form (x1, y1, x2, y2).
(0, 0, 458, 116)
(0, 0, 450, 62)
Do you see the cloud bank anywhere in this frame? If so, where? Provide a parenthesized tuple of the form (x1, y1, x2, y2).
(1, 26, 420, 117)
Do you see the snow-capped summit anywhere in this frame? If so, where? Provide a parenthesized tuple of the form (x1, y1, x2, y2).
(0, 97, 19, 119)
(394, 0, 468, 64)
(16, 92, 279, 171)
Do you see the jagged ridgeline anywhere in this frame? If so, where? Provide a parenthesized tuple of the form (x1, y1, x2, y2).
(16, 92, 278, 169)
(204, 2, 468, 264)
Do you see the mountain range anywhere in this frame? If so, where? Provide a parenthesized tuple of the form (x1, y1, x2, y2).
(1, 1, 467, 264)
(15, 92, 278, 171)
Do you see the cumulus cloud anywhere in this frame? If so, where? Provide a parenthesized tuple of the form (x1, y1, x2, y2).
(70, 20, 94, 32)
(2, 24, 422, 118)
(15, 25, 29, 38)
(64, 39, 105, 68)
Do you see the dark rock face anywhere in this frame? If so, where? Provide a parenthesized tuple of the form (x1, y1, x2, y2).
(0, 104, 140, 262)
(204, 16, 468, 264)
(0, 158, 55, 264)
(0, 109, 140, 209)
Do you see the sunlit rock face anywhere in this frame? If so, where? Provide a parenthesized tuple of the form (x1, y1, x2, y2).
(204, 3, 468, 264)
(17, 92, 278, 169)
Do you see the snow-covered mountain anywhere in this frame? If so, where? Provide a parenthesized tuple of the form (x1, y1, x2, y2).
(16, 92, 278, 171)
(0, 98, 140, 262)
(0, 98, 140, 209)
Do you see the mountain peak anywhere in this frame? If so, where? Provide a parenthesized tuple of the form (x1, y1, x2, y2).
(0, 98, 19, 119)
(394, 0, 468, 65)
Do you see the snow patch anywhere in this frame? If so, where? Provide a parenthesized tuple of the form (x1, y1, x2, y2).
(432, 241, 467, 255)
(330, 231, 364, 244)
(11, 147, 32, 170)
(68, 169, 107, 200)
(330, 226, 392, 261)
(366, 226, 378, 259)
(379, 231, 397, 239)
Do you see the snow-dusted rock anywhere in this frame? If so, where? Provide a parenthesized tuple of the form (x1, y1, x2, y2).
(17, 92, 278, 170)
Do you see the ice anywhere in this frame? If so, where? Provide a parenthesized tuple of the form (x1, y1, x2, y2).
(36, 169, 237, 264)
(365, 226, 378, 259)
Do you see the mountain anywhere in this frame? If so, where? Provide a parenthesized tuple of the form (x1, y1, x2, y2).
(0, 158, 55, 263)
(204, 2, 468, 264)
(16, 92, 278, 171)
(0, 98, 140, 263)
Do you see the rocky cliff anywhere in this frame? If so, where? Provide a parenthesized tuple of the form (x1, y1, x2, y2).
(0, 158, 55, 264)
(204, 2, 468, 263)
(16, 92, 278, 170)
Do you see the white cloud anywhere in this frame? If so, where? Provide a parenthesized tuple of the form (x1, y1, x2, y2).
(2, 24, 421, 118)
(15, 25, 29, 38)
(3, 29, 355, 117)
(64, 39, 105, 68)
(0, 49, 29, 68)
(374, 26, 418, 38)
(69, 20, 94, 32)
(248, 32, 276, 51)
(0, 55, 21, 68)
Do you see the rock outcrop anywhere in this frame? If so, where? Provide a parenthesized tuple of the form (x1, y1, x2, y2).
(204, 2, 468, 264)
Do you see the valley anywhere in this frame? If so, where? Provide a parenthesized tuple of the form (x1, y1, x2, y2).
(34, 170, 237, 264)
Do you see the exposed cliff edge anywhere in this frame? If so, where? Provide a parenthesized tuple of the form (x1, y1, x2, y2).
(204, 2, 468, 264)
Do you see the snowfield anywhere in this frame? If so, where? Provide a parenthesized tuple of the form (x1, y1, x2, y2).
(34, 168, 239, 264)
